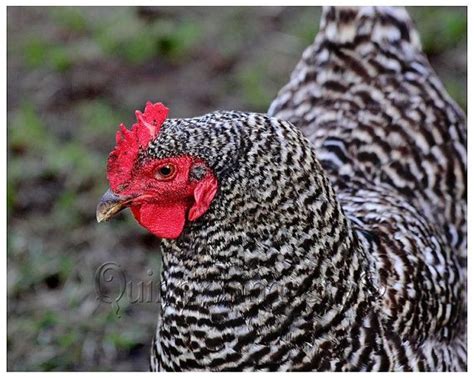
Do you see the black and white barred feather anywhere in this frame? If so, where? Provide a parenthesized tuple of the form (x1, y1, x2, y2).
(147, 7, 466, 371)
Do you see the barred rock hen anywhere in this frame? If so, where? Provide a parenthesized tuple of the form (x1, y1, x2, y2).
(96, 6, 466, 371)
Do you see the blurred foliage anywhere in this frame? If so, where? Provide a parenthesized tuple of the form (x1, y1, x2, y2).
(7, 6, 466, 372)
(50, 7, 88, 33)
(408, 6, 467, 110)
(410, 7, 467, 55)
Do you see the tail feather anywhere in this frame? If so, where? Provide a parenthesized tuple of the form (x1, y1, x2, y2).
(319, 6, 421, 49)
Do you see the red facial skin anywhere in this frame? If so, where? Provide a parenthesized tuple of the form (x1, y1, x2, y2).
(106, 102, 218, 239)
(124, 156, 218, 239)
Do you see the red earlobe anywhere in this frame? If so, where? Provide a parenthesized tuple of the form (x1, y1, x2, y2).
(188, 175, 218, 221)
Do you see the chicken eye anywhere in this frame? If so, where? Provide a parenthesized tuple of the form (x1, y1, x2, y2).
(155, 164, 176, 180)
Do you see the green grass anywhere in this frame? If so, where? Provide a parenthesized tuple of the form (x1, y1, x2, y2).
(50, 7, 88, 33)
(94, 9, 157, 64)
(238, 63, 274, 110)
(93, 9, 202, 64)
(410, 7, 467, 54)
(9, 103, 49, 150)
(23, 39, 73, 72)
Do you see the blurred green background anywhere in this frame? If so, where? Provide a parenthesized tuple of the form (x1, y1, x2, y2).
(7, 6, 466, 371)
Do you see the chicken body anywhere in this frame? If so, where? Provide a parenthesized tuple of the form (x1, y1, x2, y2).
(99, 6, 466, 372)
(268, 7, 466, 370)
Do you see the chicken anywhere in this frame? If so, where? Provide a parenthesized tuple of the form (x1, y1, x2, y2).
(96, 6, 466, 371)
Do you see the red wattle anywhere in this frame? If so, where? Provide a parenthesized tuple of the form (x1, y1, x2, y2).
(131, 203, 187, 239)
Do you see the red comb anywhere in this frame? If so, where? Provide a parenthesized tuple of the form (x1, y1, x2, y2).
(107, 101, 169, 193)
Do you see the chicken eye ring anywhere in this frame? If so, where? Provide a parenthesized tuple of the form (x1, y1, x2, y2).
(155, 164, 177, 181)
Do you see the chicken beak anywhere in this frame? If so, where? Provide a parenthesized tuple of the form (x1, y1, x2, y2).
(96, 189, 132, 223)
